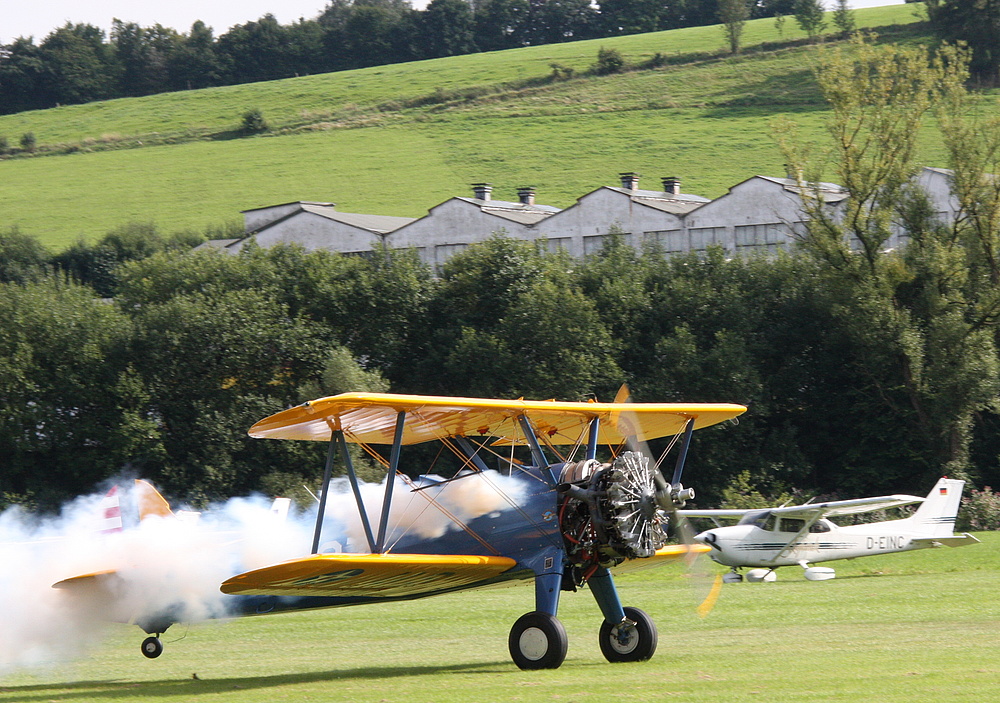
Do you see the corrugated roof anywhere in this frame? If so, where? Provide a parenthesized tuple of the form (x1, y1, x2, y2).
(604, 186, 710, 215)
(756, 176, 849, 204)
(455, 197, 561, 225)
(299, 204, 416, 233)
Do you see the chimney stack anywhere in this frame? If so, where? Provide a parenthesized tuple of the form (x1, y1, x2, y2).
(471, 183, 493, 201)
(517, 187, 536, 206)
(662, 176, 681, 195)
(619, 172, 640, 190)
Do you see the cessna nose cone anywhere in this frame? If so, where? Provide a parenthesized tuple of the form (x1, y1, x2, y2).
(694, 530, 719, 549)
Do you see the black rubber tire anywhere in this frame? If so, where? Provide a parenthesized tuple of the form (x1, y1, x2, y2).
(508, 611, 568, 670)
(598, 606, 657, 663)
(141, 636, 163, 659)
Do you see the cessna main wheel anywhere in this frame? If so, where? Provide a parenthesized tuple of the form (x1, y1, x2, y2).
(508, 611, 568, 670)
(599, 607, 657, 663)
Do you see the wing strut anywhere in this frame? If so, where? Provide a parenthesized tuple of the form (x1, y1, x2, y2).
(312, 432, 338, 554)
(341, 430, 377, 552)
(518, 415, 555, 485)
(312, 429, 378, 554)
(375, 411, 406, 553)
(670, 418, 695, 485)
(454, 436, 491, 472)
(586, 417, 600, 461)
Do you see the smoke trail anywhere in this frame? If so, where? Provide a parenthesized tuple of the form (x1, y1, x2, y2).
(0, 469, 526, 673)
(0, 482, 314, 674)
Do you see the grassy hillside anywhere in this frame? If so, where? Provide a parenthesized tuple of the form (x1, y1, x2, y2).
(0, 5, 943, 249)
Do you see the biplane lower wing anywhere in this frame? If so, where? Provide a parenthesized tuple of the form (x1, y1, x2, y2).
(220, 553, 526, 600)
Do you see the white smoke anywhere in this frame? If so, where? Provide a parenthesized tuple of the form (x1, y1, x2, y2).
(324, 470, 528, 551)
(0, 470, 526, 674)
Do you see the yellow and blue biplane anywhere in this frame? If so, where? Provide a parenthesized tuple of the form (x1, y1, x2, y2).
(56, 392, 746, 669)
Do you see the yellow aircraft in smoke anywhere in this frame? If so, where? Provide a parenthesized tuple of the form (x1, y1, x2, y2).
(55, 392, 745, 669)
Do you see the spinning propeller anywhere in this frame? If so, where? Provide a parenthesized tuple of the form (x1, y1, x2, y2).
(612, 385, 723, 616)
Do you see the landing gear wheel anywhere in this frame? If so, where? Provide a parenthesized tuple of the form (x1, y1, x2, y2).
(141, 636, 163, 659)
(599, 607, 657, 663)
(508, 611, 568, 670)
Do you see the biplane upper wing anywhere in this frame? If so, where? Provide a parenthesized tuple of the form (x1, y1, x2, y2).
(247, 392, 747, 446)
(220, 553, 527, 599)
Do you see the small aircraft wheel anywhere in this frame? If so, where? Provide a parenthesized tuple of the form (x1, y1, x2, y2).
(599, 607, 657, 663)
(141, 636, 163, 659)
(508, 611, 568, 670)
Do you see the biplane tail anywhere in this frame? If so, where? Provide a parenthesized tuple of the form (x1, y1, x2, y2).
(134, 479, 175, 521)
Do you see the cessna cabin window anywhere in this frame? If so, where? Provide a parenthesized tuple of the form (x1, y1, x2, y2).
(778, 518, 806, 533)
(809, 520, 832, 533)
(741, 511, 775, 531)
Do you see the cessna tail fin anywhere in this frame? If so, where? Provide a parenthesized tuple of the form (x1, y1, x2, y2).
(905, 477, 965, 537)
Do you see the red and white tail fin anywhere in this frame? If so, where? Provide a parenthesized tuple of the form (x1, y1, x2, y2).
(99, 486, 123, 534)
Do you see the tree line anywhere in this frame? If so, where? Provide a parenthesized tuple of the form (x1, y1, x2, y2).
(1, 35, 999, 523)
(2, 220, 999, 514)
(0, 0, 836, 115)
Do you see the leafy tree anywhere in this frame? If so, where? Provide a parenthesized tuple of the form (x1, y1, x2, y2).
(0, 280, 144, 507)
(792, 0, 827, 39)
(111, 20, 182, 97)
(216, 15, 294, 83)
(0, 38, 49, 114)
(832, 0, 855, 37)
(52, 222, 203, 297)
(776, 36, 1000, 488)
(125, 286, 328, 499)
(0, 227, 51, 283)
(19, 132, 36, 152)
(474, 0, 531, 50)
(926, 0, 1000, 83)
(168, 21, 225, 90)
(38, 23, 118, 106)
(420, 0, 477, 58)
(595, 0, 663, 35)
(718, 0, 750, 54)
(240, 108, 269, 134)
(530, 0, 597, 43)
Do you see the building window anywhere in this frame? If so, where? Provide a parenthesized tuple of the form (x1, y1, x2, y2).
(435, 243, 467, 270)
(644, 229, 687, 255)
(545, 237, 572, 254)
(583, 233, 632, 256)
(689, 226, 726, 252)
(734, 223, 790, 254)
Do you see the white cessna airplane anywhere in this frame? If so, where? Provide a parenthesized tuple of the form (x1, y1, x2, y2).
(682, 477, 979, 582)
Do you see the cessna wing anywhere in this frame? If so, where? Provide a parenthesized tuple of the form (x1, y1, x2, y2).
(679, 493, 925, 522)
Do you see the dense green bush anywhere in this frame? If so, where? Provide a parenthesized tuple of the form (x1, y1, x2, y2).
(957, 486, 1000, 531)
(593, 47, 626, 75)
(240, 108, 269, 134)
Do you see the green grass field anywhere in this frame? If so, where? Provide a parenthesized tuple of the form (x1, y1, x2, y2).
(3, 533, 997, 702)
(0, 5, 950, 250)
